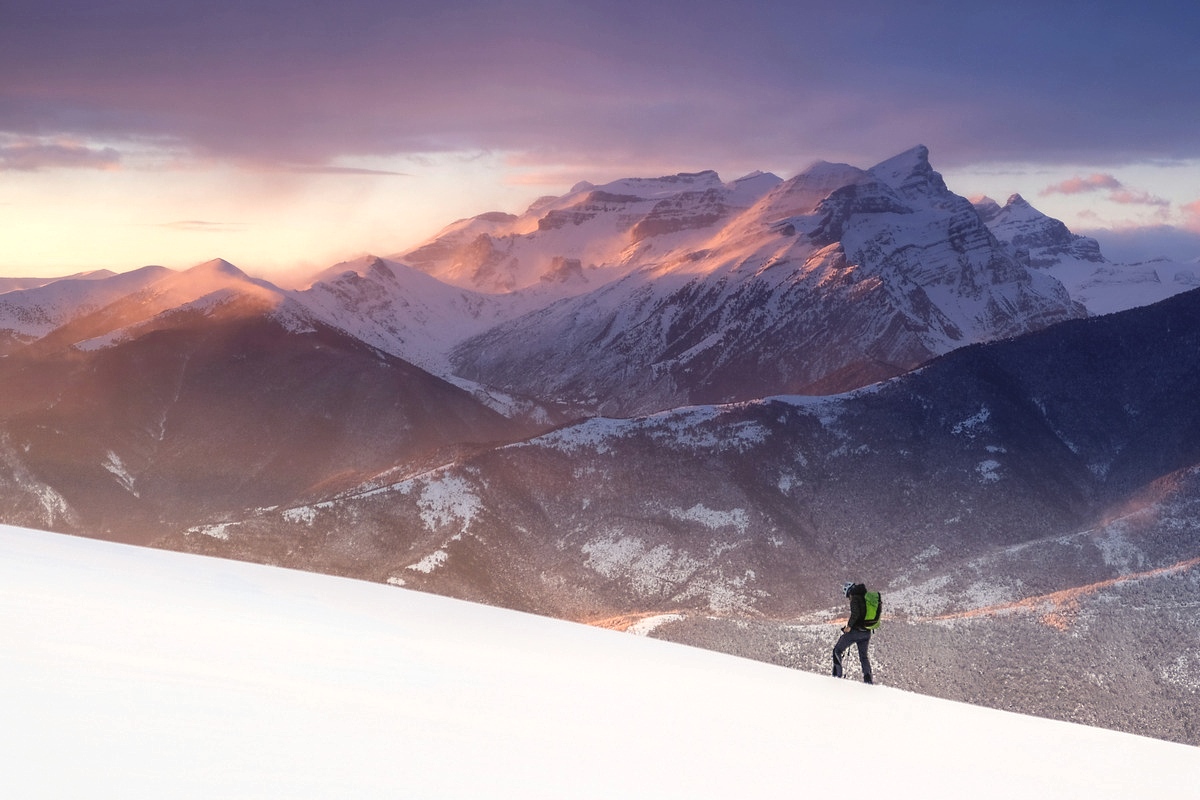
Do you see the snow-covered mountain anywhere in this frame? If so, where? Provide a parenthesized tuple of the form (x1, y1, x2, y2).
(0, 268, 117, 294)
(977, 193, 1200, 316)
(399, 169, 783, 295)
(0, 265, 170, 353)
(5, 146, 1187, 417)
(447, 146, 1086, 414)
(294, 254, 539, 375)
(18, 258, 307, 354)
(3, 524, 1195, 799)
(0, 264, 535, 541)
(974, 193, 1105, 266)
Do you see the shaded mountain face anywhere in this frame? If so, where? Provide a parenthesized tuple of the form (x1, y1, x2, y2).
(0, 287, 536, 544)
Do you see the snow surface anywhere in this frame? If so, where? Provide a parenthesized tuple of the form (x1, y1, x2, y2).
(1, 523, 1195, 799)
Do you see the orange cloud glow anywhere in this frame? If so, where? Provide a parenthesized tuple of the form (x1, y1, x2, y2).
(1182, 199, 1200, 232)
(1042, 173, 1123, 195)
(1042, 173, 1170, 210)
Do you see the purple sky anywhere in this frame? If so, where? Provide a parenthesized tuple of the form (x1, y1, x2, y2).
(3, 0, 1199, 276)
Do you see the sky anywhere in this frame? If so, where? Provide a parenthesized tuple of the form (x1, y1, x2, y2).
(4, 523, 1197, 798)
(2, 0, 1200, 281)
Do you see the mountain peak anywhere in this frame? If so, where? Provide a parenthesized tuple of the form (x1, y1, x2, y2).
(187, 258, 248, 279)
(868, 144, 931, 182)
(864, 144, 953, 203)
(1005, 193, 1032, 208)
(992, 194, 1049, 225)
(972, 196, 1004, 223)
(364, 255, 397, 282)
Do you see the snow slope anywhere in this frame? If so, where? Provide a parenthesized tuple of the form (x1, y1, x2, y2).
(0, 265, 169, 343)
(1, 524, 1194, 799)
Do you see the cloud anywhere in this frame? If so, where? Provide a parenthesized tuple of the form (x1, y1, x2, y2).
(1083, 223, 1200, 263)
(1109, 189, 1170, 207)
(1183, 200, 1200, 232)
(1041, 174, 1123, 195)
(1042, 173, 1170, 208)
(3, 1, 1200, 174)
(285, 165, 409, 176)
(0, 141, 120, 171)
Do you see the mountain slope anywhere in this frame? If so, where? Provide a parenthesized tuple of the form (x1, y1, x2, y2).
(0, 287, 535, 543)
(0, 265, 170, 353)
(26, 258, 289, 354)
(294, 254, 538, 375)
(448, 146, 1085, 415)
(978, 193, 1200, 315)
(3, 524, 1195, 799)
(400, 169, 782, 295)
(165, 287, 1200, 615)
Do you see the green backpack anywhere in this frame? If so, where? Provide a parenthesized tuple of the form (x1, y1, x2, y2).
(863, 590, 882, 630)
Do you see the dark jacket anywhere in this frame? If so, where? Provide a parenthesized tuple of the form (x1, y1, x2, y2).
(846, 583, 870, 631)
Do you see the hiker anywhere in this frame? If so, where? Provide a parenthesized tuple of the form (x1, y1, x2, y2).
(832, 581, 875, 684)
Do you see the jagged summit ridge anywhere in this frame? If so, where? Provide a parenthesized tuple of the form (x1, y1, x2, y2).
(977, 194, 1105, 267)
(399, 168, 784, 293)
(865, 144, 949, 200)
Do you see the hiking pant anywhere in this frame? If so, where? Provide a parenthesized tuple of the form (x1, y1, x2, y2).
(832, 629, 872, 683)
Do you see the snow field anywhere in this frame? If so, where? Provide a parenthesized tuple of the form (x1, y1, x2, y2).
(1, 524, 1196, 799)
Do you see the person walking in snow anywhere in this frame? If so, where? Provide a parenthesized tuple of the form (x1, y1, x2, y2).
(832, 581, 874, 684)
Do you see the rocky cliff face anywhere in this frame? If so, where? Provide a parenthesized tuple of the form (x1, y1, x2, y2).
(976, 193, 1105, 267)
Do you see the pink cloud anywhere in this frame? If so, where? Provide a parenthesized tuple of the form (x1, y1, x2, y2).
(1109, 188, 1170, 207)
(284, 165, 409, 176)
(1041, 174, 1123, 195)
(1042, 173, 1171, 208)
(1182, 200, 1200, 232)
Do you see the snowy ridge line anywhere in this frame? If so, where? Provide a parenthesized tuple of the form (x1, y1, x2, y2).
(506, 390, 856, 454)
(268, 459, 489, 528)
